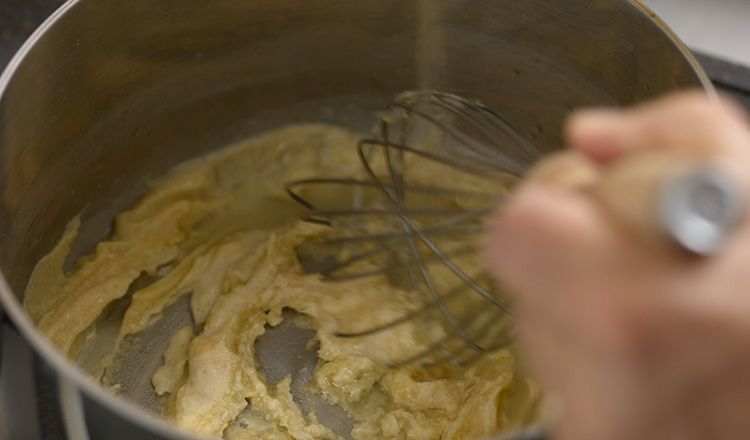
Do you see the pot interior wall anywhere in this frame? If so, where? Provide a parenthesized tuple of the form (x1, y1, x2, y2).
(0, 0, 705, 299)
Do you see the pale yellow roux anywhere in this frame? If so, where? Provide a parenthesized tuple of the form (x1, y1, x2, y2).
(24, 124, 539, 440)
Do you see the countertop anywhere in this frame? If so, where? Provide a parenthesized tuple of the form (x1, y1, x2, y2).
(644, 0, 750, 68)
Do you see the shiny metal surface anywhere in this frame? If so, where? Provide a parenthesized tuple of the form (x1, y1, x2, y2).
(659, 166, 745, 255)
(0, 0, 711, 438)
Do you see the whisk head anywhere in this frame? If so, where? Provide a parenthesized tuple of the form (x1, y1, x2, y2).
(286, 90, 543, 366)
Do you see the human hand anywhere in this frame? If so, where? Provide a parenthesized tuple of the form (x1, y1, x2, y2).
(486, 92, 750, 440)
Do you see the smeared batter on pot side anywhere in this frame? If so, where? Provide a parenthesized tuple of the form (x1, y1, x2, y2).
(24, 124, 539, 440)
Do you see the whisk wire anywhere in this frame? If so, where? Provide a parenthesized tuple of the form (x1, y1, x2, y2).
(376, 122, 479, 349)
(287, 91, 540, 365)
(358, 140, 515, 316)
(335, 278, 471, 338)
(400, 91, 542, 170)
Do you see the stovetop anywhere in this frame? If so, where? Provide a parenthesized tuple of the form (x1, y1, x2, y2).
(0, 0, 64, 67)
(693, 52, 750, 111)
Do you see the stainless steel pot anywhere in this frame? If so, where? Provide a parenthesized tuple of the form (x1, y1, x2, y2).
(0, 0, 711, 439)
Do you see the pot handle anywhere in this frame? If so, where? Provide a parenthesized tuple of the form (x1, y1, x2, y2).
(58, 376, 92, 440)
(0, 305, 12, 380)
(0, 307, 4, 379)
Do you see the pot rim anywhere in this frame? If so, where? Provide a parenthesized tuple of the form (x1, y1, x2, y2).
(0, 0, 715, 438)
(632, 0, 715, 97)
(0, 3, 200, 437)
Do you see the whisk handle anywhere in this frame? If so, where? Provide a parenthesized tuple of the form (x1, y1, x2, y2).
(530, 151, 747, 255)
(592, 152, 746, 255)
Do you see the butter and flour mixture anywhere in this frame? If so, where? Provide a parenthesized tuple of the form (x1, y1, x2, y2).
(24, 124, 539, 440)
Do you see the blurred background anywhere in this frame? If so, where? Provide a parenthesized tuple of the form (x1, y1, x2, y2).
(646, 0, 750, 67)
(0, 0, 62, 67)
(643, 0, 750, 110)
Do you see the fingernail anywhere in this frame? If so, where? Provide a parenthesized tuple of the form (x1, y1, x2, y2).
(568, 109, 623, 135)
(566, 109, 627, 163)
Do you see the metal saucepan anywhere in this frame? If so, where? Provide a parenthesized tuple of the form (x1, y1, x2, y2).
(0, 0, 711, 439)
